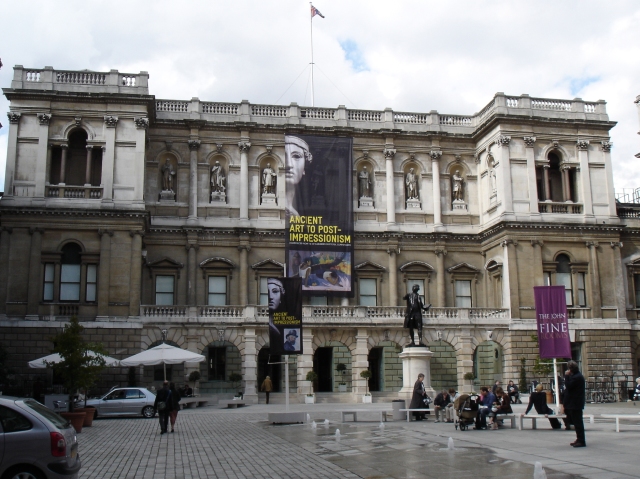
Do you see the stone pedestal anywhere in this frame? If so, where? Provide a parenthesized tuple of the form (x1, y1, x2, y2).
(261, 192, 276, 205)
(452, 199, 467, 211)
(399, 346, 434, 402)
(359, 196, 374, 209)
(159, 190, 175, 201)
(211, 191, 226, 202)
(406, 198, 421, 209)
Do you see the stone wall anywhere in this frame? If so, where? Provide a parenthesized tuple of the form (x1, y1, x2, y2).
(380, 341, 403, 392)
(428, 340, 458, 391)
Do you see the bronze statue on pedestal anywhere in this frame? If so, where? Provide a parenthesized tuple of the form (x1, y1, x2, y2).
(403, 284, 431, 346)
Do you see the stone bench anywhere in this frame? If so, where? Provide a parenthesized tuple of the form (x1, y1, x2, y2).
(491, 413, 517, 429)
(180, 397, 199, 409)
(218, 399, 246, 409)
(600, 414, 640, 432)
(341, 410, 390, 423)
(399, 409, 431, 422)
(519, 413, 594, 430)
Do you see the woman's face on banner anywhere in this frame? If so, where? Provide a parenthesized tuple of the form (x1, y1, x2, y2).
(285, 141, 306, 188)
(268, 279, 283, 310)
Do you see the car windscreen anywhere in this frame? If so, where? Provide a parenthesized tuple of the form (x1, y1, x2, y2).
(23, 399, 70, 429)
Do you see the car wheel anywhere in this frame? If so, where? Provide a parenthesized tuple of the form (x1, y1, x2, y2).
(2, 465, 45, 479)
(142, 406, 155, 418)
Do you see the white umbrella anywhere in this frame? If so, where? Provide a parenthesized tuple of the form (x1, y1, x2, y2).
(119, 343, 205, 381)
(29, 351, 120, 368)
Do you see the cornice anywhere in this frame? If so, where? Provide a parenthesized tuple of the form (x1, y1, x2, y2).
(0, 206, 149, 220)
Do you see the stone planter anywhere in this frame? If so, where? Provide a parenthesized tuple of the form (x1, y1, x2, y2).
(75, 408, 96, 427)
(305, 395, 315, 404)
(338, 384, 347, 392)
(362, 394, 372, 403)
(60, 411, 86, 433)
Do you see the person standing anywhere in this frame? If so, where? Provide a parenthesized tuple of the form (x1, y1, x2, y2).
(168, 382, 181, 433)
(154, 381, 171, 435)
(409, 373, 428, 421)
(563, 360, 586, 447)
(261, 376, 273, 404)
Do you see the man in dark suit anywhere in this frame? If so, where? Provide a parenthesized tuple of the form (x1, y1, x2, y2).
(563, 360, 586, 447)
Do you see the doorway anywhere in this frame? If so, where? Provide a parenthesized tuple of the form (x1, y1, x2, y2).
(314, 347, 333, 392)
(257, 348, 281, 392)
(368, 347, 383, 391)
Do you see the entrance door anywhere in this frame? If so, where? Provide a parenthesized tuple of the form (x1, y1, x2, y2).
(257, 348, 281, 392)
(314, 347, 333, 392)
(368, 347, 383, 392)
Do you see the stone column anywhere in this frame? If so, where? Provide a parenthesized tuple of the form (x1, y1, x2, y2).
(243, 328, 258, 404)
(561, 166, 571, 202)
(134, 117, 148, 205)
(101, 116, 118, 203)
(601, 141, 617, 217)
(4, 112, 21, 197)
(85, 145, 93, 185)
(128, 231, 143, 317)
(35, 113, 51, 198)
(494, 135, 513, 214)
(353, 329, 370, 396)
(577, 140, 593, 215)
(97, 229, 113, 318)
(238, 141, 251, 223)
(0, 228, 12, 316)
(435, 248, 446, 307)
(530, 240, 544, 286)
(384, 148, 396, 228)
(187, 243, 198, 306)
(457, 331, 475, 393)
(188, 140, 201, 221)
(586, 242, 602, 319)
(26, 228, 44, 319)
(59, 144, 68, 184)
(543, 165, 551, 201)
(388, 247, 398, 306)
(524, 137, 538, 213)
(430, 150, 443, 226)
(502, 240, 520, 317)
(610, 242, 627, 321)
(237, 244, 250, 305)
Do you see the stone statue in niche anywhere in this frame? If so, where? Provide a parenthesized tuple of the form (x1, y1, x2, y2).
(262, 162, 276, 195)
(210, 161, 226, 202)
(358, 166, 372, 198)
(161, 158, 175, 191)
(452, 170, 464, 201)
(406, 168, 419, 200)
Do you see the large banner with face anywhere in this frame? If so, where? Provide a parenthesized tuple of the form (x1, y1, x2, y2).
(284, 135, 354, 297)
(533, 286, 571, 359)
(268, 277, 303, 355)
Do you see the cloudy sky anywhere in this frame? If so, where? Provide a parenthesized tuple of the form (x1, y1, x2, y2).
(1, 0, 639, 193)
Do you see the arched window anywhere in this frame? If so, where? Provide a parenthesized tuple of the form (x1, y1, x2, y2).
(536, 151, 577, 205)
(49, 130, 102, 186)
(60, 243, 82, 301)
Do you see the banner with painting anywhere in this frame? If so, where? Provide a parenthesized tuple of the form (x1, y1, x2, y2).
(284, 135, 353, 297)
(268, 277, 303, 355)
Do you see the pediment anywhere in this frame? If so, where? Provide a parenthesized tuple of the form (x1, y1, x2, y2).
(251, 258, 284, 270)
(200, 257, 235, 269)
(146, 257, 184, 269)
(447, 262, 480, 274)
(399, 261, 434, 272)
(355, 261, 387, 272)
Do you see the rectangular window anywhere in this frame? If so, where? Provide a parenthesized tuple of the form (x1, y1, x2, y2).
(455, 280, 472, 307)
(208, 276, 227, 306)
(60, 264, 81, 301)
(309, 296, 328, 306)
(43, 263, 55, 301)
(556, 272, 573, 306)
(259, 277, 268, 306)
(359, 278, 377, 306)
(406, 279, 425, 303)
(208, 346, 226, 381)
(634, 274, 640, 308)
(576, 273, 586, 307)
(155, 275, 174, 305)
(86, 264, 97, 302)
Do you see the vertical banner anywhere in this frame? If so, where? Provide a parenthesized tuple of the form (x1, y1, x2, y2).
(284, 135, 354, 297)
(533, 286, 571, 359)
(268, 277, 303, 355)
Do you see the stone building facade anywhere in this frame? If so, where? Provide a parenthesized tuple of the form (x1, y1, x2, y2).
(1, 65, 639, 403)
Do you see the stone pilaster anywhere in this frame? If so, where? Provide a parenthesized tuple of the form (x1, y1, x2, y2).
(577, 141, 593, 216)
(101, 116, 117, 203)
(501, 239, 520, 317)
(26, 228, 44, 319)
(610, 242, 626, 321)
(530, 240, 544, 287)
(494, 135, 513, 215)
(238, 141, 251, 223)
(456, 331, 475, 393)
(186, 243, 198, 306)
(188, 140, 201, 221)
(59, 144, 68, 185)
(600, 141, 617, 217)
(237, 244, 250, 305)
(0, 228, 12, 316)
(85, 145, 93, 185)
(586, 242, 602, 319)
(387, 246, 398, 306)
(384, 148, 396, 228)
(352, 328, 370, 396)
(243, 328, 258, 403)
(297, 329, 314, 396)
(128, 231, 143, 317)
(97, 229, 113, 318)
(35, 114, 50, 198)
(430, 150, 443, 226)
(435, 248, 446, 307)
(523, 137, 539, 214)
(3, 112, 20, 197)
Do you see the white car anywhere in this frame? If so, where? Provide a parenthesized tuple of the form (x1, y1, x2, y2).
(0, 396, 81, 479)
(83, 387, 157, 418)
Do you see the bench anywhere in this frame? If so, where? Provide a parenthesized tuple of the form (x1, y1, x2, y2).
(341, 410, 390, 423)
(600, 414, 640, 433)
(218, 399, 246, 409)
(399, 409, 432, 422)
(492, 413, 517, 429)
(180, 397, 199, 409)
(519, 413, 594, 430)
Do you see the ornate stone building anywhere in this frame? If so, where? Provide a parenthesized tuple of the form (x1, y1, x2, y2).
(1, 65, 638, 403)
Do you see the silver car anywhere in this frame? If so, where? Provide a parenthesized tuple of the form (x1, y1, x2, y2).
(83, 387, 157, 418)
(0, 396, 81, 479)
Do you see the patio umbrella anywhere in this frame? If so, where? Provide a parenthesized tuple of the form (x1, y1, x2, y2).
(29, 351, 120, 368)
(119, 343, 205, 381)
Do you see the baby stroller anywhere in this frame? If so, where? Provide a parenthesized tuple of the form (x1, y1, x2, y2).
(454, 394, 479, 431)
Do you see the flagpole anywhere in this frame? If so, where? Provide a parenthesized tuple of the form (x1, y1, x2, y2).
(310, 2, 315, 107)
(553, 358, 560, 410)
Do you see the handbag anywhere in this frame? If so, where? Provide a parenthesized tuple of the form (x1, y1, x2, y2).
(423, 395, 432, 406)
(156, 401, 166, 411)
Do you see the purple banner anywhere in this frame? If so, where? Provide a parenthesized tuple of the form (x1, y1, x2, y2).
(533, 286, 571, 359)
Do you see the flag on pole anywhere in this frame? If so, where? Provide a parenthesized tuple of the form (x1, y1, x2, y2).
(311, 4, 325, 18)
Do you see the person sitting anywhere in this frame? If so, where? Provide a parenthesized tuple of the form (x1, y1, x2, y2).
(446, 388, 458, 422)
(507, 380, 521, 404)
(526, 383, 562, 429)
(433, 390, 452, 423)
(475, 386, 496, 430)
(489, 387, 512, 430)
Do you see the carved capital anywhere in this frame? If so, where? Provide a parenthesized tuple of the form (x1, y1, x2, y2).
(185, 243, 200, 251)
(237, 244, 252, 252)
(387, 247, 399, 256)
(383, 148, 396, 160)
(501, 239, 517, 247)
(28, 227, 44, 236)
(601, 141, 612, 152)
(86, 145, 93, 152)
(98, 229, 114, 237)
(129, 230, 145, 238)
(104, 115, 118, 128)
(495, 135, 511, 147)
(559, 164, 573, 172)
(37, 113, 51, 125)
(434, 248, 447, 257)
(610, 241, 623, 249)
(474, 154, 481, 165)
(188, 140, 201, 151)
(134, 117, 149, 129)
(1, 227, 13, 234)
(60, 143, 69, 150)
(7, 112, 21, 124)
(523, 136, 536, 148)
(585, 241, 599, 249)
(429, 150, 442, 160)
(238, 141, 252, 153)
(576, 139, 590, 150)
(530, 239, 544, 247)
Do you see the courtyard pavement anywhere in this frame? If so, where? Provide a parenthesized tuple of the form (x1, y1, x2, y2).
(77, 400, 640, 479)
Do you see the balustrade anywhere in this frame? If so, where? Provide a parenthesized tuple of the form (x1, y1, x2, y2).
(439, 115, 472, 126)
(45, 185, 103, 199)
(156, 100, 189, 112)
(531, 99, 571, 111)
(300, 108, 336, 119)
(251, 105, 287, 117)
(56, 71, 107, 85)
(538, 202, 583, 214)
(393, 112, 428, 124)
(347, 110, 382, 122)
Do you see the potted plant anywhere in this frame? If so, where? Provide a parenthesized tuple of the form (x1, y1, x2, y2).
(336, 363, 347, 392)
(305, 371, 318, 403)
(47, 317, 107, 432)
(229, 372, 243, 399)
(360, 370, 372, 403)
(188, 370, 201, 395)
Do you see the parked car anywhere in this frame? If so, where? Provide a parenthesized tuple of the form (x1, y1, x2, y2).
(83, 387, 157, 418)
(0, 396, 81, 479)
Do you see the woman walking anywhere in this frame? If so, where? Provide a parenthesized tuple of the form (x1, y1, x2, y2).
(168, 382, 182, 433)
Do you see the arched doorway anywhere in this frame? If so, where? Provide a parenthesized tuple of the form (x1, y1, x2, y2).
(197, 340, 242, 394)
(473, 340, 504, 387)
(313, 341, 352, 392)
(428, 340, 458, 391)
(257, 348, 282, 393)
(367, 341, 402, 392)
